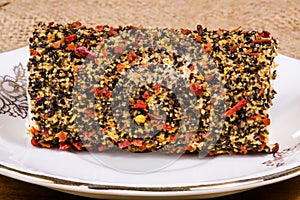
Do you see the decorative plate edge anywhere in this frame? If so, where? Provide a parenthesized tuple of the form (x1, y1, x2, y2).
(0, 63, 28, 119)
(0, 164, 299, 193)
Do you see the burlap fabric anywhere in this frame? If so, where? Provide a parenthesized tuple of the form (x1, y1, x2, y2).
(0, 0, 299, 58)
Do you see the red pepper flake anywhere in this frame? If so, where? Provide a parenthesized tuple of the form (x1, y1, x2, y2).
(84, 40, 92, 46)
(247, 114, 261, 120)
(41, 143, 51, 148)
(170, 134, 175, 141)
(197, 25, 203, 35)
(204, 43, 212, 53)
(258, 134, 265, 142)
(246, 48, 252, 53)
(46, 35, 54, 42)
(89, 87, 96, 93)
(260, 142, 266, 151)
(142, 91, 150, 99)
(190, 83, 202, 96)
(133, 139, 143, 147)
(230, 44, 237, 52)
(108, 27, 118, 36)
(118, 140, 131, 148)
(153, 83, 162, 93)
(59, 132, 67, 142)
(225, 99, 247, 117)
(59, 142, 71, 150)
(76, 46, 97, 60)
(31, 138, 39, 147)
(52, 41, 61, 49)
(66, 43, 75, 51)
(128, 25, 137, 29)
(105, 90, 111, 99)
(252, 39, 272, 44)
(96, 25, 104, 32)
(259, 83, 266, 95)
(69, 21, 82, 28)
(195, 36, 202, 43)
(163, 124, 173, 131)
(114, 46, 125, 54)
(206, 105, 212, 110)
(35, 96, 43, 101)
(258, 30, 270, 38)
(30, 49, 38, 56)
(218, 28, 227, 32)
(170, 134, 180, 142)
(169, 100, 174, 105)
(205, 74, 214, 82)
(75, 46, 89, 57)
(117, 63, 126, 72)
(127, 51, 139, 63)
(95, 87, 111, 99)
(48, 22, 54, 26)
(42, 115, 49, 119)
(272, 143, 279, 154)
(185, 146, 194, 152)
(193, 136, 200, 142)
(30, 126, 39, 135)
(65, 34, 77, 43)
(240, 145, 248, 154)
(140, 144, 147, 151)
(208, 151, 215, 156)
(263, 118, 271, 126)
(71, 21, 86, 29)
(98, 145, 107, 151)
(73, 142, 83, 150)
(249, 52, 260, 57)
(181, 29, 191, 35)
(85, 108, 94, 118)
(188, 64, 195, 71)
(201, 133, 207, 138)
(132, 100, 147, 109)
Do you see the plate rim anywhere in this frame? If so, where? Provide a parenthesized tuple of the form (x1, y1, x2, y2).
(1, 163, 299, 197)
(0, 46, 300, 198)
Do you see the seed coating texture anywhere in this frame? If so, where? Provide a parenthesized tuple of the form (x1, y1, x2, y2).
(27, 22, 278, 155)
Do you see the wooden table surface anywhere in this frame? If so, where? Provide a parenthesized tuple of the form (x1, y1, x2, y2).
(0, 174, 299, 200)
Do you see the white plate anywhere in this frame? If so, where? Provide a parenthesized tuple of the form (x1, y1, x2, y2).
(0, 47, 299, 199)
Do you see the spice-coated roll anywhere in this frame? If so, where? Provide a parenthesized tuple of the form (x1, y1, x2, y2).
(27, 22, 279, 155)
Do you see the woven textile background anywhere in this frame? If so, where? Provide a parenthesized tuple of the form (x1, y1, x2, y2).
(0, 0, 299, 58)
